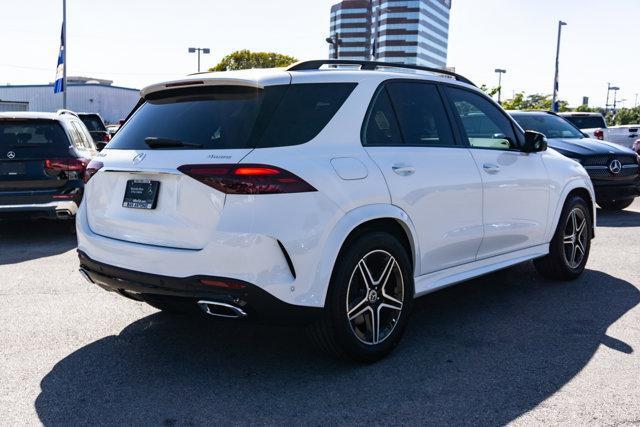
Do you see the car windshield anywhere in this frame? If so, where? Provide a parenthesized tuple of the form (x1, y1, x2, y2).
(512, 114, 584, 139)
(562, 115, 606, 129)
(0, 119, 69, 148)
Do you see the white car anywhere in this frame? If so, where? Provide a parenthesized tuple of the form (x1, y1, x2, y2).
(559, 112, 640, 149)
(77, 60, 596, 362)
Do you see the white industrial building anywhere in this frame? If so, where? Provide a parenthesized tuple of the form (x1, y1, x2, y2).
(0, 77, 139, 124)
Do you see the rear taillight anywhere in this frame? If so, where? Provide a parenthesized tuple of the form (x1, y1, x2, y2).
(177, 164, 317, 194)
(45, 158, 89, 172)
(594, 129, 604, 140)
(84, 160, 104, 183)
(103, 133, 111, 143)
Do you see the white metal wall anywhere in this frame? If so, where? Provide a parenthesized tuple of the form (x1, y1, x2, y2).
(0, 84, 140, 124)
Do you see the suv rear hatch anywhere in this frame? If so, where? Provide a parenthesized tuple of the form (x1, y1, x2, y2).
(0, 118, 80, 196)
(86, 77, 356, 250)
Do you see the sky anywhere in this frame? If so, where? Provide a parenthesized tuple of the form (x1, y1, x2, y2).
(1, 0, 639, 108)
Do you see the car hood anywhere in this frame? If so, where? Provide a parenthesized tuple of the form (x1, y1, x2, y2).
(548, 137, 637, 157)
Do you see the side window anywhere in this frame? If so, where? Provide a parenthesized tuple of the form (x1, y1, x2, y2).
(445, 87, 517, 150)
(70, 121, 91, 149)
(386, 82, 455, 146)
(363, 88, 402, 146)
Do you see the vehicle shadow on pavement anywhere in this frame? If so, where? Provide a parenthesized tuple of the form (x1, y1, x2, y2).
(35, 263, 639, 425)
(597, 208, 640, 227)
(0, 220, 76, 266)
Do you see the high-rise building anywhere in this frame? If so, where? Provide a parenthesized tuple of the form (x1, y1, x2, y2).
(329, 0, 451, 69)
(329, 0, 372, 61)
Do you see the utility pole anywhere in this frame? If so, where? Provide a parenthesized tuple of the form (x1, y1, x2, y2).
(494, 68, 506, 104)
(62, 0, 67, 109)
(551, 20, 567, 112)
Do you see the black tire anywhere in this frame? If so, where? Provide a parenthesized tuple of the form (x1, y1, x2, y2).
(308, 231, 414, 363)
(534, 195, 592, 281)
(597, 198, 634, 211)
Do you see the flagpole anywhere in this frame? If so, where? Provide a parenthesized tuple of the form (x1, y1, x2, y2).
(62, 0, 67, 109)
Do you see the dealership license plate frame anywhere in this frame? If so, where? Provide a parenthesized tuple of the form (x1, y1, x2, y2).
(122, 179, 160, 210)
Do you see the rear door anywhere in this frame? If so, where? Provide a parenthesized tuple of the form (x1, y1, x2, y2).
(443, 86, 550, 259)
(0, 119, 76, 202)
(363, 81, 484, 275)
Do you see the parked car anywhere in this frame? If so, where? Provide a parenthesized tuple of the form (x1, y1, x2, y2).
(106, 124, 120, 137)
(77, 112, 111, 150)
(511, 111, 640, 210)
(0, 110, 97, 221)
(77, 60, 596, 362)
(559, 112, 640, 149)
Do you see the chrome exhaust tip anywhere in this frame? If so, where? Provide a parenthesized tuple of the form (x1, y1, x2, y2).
(197, 300, 248, 319)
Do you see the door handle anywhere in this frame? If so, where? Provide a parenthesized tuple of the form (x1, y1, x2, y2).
(392, 165, 416, 176)
(482, 163, 500, 174)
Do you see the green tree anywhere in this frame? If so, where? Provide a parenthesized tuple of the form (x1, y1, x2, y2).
(210, 50, 298, 72)
(479, 84, 500, 98)
(611, 107, 640, 125)
(501, 92, 569, 112)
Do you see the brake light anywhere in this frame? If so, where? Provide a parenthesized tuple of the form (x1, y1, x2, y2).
(594, 129, 604, 140)
(102, 133, 111, 143)
(84, 160, 104, 183)
(45, 158, 89, 172)
(177, 164, 317, 194)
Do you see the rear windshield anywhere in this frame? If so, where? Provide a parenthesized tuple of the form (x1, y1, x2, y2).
(0, 120, 70, 148)
(80, 115, 106, 132)
(562, 115, 606, 129)
(107, 83, 357, 150)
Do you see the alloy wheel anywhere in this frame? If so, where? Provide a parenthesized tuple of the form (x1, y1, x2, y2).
(345, 250, 405, 345)
(563, 207, 588, 269)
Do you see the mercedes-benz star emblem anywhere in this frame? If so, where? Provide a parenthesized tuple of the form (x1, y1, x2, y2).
(7, 151, 15, 159)
(608, 159, 622, 175)
(132, 153, 146, 165)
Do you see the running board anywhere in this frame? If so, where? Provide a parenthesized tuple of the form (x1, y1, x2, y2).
(414, 244, 549, 297)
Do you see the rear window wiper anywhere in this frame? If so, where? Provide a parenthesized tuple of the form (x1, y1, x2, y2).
(144, 137, 203, 149)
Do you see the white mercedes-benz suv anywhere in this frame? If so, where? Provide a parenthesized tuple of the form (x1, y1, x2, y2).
(77, 60, 596, 362)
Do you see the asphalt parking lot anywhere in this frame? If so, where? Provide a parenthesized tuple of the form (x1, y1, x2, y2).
(1, 202, 639, 426)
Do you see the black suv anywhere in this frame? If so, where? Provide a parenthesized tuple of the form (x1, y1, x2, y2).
(0, 111, 97, 220)
(510, 111, 640, 210)
(77, 113, 111, 150)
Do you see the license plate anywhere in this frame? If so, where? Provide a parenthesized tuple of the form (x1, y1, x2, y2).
(0, 162, 26, 176)
(122, 179, 160, 209)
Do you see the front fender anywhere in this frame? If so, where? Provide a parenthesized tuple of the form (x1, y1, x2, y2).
(545, 176, 596, 242)
(311, 204, 420, 308)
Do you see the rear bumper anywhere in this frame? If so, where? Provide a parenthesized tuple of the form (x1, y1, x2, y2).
(78, 251, 321, 324)
(0, 200, 78, 220)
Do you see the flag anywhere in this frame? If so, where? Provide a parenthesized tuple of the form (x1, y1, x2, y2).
(54, 24, 65, 94)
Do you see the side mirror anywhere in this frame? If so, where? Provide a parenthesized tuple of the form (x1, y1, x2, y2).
(522, 130, 548, 153)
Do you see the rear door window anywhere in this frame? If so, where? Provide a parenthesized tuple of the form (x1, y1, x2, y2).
(108, 83, 357, 150)
(363, 88, 403, 146)
(386, 82, 455, 146)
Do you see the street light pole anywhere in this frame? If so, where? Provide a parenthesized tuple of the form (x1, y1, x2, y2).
(494, 68, 506, 104)
(62, 0, 67, 109)
(188, 47, 210, 73)
(325, 34, 342, 59)
(551, 20, 567, 112)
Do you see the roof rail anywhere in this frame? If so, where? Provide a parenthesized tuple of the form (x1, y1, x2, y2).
(287, 60, 475, 86)
(56, 109, 79, 118)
